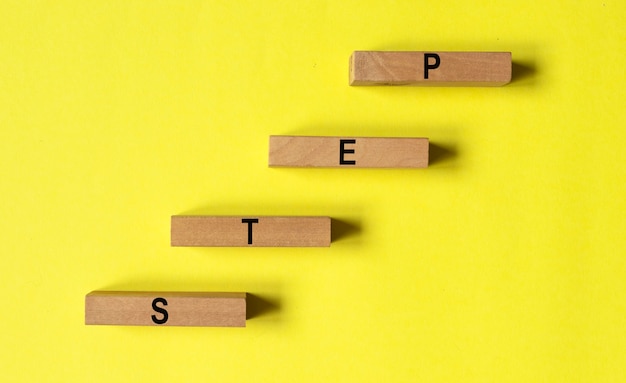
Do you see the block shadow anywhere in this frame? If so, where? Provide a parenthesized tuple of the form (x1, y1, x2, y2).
(511, 61, 536, 84)
(246, 293, 281, 320)
(429, 142, 457, 166)
(331, 218, 361, 242)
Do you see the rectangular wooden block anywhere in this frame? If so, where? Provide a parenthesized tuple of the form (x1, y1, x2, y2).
(85, 291, 246, 327)
(349, 51, 511, 86)
(269, 136, 429, 168)
(171, 216, 331, 247)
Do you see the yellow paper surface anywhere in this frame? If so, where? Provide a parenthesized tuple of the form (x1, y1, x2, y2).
(1, 1, 625, 381)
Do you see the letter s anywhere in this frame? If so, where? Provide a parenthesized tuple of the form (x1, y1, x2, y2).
(151, 297, 168, 324)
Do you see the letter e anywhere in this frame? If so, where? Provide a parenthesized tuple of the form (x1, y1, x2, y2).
(340, 139, 356, 165)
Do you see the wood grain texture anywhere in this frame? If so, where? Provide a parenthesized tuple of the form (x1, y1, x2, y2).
(349, 51, 511, 86)
(269, 136, 429, 168)
(171, 216, 331, 247)
(85, 291, 246, 327)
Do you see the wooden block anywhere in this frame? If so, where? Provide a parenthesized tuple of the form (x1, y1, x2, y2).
(85, 291, 246, 327)
(269, 136, 429, 168)
(171, 216, 331, 247)
(349, 51, 511, 86)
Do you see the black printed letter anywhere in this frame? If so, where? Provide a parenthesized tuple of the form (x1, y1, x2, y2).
(151, 297, 168, 324)
(242, 218, 259, 244)
(424, 53, 440, 79)
(340, 139, 356, 165)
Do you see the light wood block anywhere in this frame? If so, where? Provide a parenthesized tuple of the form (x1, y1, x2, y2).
(349, 51, 511, 86)
(269, 136, 429, 168)
(85, 291, 246, 327)
(171, 216, 331, 247)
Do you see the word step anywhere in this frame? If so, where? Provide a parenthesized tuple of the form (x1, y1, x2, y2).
(85, 291, 246, 327)
(349, 51, 511, 86)
(269, 136, 429, 168)
(171, 216, 331, 247)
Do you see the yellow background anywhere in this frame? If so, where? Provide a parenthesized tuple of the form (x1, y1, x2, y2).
(1, 1, 625, 381)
